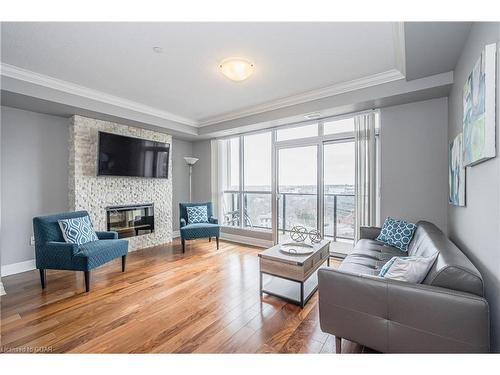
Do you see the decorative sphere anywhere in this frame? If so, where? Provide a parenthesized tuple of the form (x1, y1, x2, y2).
(290, 225, 308, 242)
(308, 229, 322, 244)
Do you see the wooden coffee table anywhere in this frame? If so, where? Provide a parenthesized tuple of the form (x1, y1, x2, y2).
(258, 239, 330, 307)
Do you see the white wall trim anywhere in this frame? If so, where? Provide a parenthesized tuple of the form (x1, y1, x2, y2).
(0, 281, 6, 296)
(172, 230, 180, 238)
(197, 69, 405, 126)
(1, 259, 36, 277)
(2, 62, 407, 130)
(392, 22, 407, 78)
(1, 63, 198, 127)
(220, 232, 272, 248)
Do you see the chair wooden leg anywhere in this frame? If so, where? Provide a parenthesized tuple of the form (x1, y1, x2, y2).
(209, 237, 211, 242)
(182, 238, 185, 253)
(335, 336, 342, 354)
(122, 255, 127, 272)
(84, 271, 90, 292)
(216, 236, 219, 250)
(39, 269, 46, 289)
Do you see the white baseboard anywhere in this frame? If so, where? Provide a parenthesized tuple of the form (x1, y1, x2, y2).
(1, 259, 36, 277)
(220, 232, 273, 248)
(0, 281, 5, 296)
(172, 230, 180, 238)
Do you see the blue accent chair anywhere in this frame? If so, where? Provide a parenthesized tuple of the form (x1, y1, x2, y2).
(179, 202, 220, 253)
(33, 210, 129, 292)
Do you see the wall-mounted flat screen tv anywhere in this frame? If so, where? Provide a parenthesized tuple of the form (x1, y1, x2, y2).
(98, 131, 170, 178)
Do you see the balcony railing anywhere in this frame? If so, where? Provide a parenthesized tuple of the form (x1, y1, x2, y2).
(222, 191, 355, 242)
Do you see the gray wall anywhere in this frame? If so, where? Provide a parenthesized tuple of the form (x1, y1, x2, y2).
(447, 22, 500, 352)
(172, 138, 193, 231)
(1, 106, 69, 267)
(192, 140, 212, 203)
(380, 98, 449, 232)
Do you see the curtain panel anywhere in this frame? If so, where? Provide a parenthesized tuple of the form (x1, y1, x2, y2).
(354, 112, 377, 241)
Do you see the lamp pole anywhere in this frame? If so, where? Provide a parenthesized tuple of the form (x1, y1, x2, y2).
(184, 157, 199, 202)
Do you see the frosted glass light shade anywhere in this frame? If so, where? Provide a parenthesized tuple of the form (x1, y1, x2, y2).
(218, 58, 255, 81)
(184, 157, 199, 166)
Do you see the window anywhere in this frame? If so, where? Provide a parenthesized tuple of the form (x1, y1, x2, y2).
(276, 123, 318, 141)
(323, 117, 354, 135)
(243, 132, 271, 191)
(220, 132, 272, 231)
(216, 111, 380, 239)
(227, 137, 239, 190)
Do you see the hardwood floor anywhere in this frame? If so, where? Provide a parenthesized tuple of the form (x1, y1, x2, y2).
(0, 238, 364, 353)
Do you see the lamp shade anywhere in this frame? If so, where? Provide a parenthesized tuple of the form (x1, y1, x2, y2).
(184, 157, 199, 166)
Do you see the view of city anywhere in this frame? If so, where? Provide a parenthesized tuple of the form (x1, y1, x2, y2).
(222, 184, 355, 241)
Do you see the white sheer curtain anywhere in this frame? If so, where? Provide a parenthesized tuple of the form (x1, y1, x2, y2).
(354, 112, 377, 241)
(210, 139, 224, 221)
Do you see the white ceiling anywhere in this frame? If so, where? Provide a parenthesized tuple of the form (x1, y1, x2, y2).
(1, 22, 404, 126)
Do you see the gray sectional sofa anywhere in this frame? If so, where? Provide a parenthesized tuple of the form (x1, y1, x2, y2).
(318, 221, 490, 353)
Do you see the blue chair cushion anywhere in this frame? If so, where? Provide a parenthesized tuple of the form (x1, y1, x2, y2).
(180, 223, 220, 240)
(74, 239, 129, 271)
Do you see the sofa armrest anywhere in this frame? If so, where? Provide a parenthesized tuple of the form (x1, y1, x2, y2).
(209, 217, 218, 224)
(36, 241, 79, 269)
(318, 267, 490, 353)
(45, 241, 79, 255)
(359, 226, 381, 240)
(180, 218, 187, 228)
(96, 231, 118, 240)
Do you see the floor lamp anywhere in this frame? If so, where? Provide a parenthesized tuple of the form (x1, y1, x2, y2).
(184, 157, 199, 202)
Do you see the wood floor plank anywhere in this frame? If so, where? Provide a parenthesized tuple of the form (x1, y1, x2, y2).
(0, 239, 364, 353)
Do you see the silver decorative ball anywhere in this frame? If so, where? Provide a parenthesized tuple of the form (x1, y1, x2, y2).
(308, 229, 322, 244)
(290, 225, 308, 242)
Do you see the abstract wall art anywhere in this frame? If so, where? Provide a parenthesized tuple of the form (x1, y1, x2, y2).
(463, 43, 496, 167)
(449, 133, 466, 206)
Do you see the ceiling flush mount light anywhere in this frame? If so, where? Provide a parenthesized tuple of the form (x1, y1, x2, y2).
(218, 58, 255, 82)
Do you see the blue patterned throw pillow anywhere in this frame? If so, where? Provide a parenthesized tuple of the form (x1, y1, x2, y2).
(376, 217, 417, 252)
(58, 215, 98, 245)
(186, 205, 209, 224)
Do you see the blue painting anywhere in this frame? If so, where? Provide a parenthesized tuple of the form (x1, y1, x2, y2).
(463, 43, 496, 166)
(449, 133, 465, 206)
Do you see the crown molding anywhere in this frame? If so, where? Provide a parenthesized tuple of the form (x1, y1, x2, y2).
(0, 63, 198, 127)
(197, 68, 405, 126)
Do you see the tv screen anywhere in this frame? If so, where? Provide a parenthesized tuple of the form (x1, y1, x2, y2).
(98, 132, 170, 178)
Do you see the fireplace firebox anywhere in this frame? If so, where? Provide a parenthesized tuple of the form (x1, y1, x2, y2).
(106, 203, 154, 239)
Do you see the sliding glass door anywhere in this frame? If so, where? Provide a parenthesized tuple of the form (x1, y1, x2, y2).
(323, 140, 355, 256)
(276, 144, 319, 244)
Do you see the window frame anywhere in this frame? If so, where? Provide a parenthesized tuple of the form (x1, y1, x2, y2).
(218, 109, 380, 236)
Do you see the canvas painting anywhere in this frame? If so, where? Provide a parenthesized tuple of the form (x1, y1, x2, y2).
(449, 133, 465, 206)
(463, 43, 496, 166)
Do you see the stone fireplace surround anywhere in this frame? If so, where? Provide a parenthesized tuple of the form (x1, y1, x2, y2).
(69, 115, 173, 251)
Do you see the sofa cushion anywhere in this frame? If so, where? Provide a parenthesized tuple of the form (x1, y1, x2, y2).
(74, 239, 128, 271)
(58, 215, 98, 245)
(180, 223, 220, 239)
(379, 254, 438, 283)
(376, 217, 417, 252)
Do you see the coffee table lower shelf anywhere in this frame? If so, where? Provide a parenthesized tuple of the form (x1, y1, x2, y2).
(260, 271, 320, 308)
